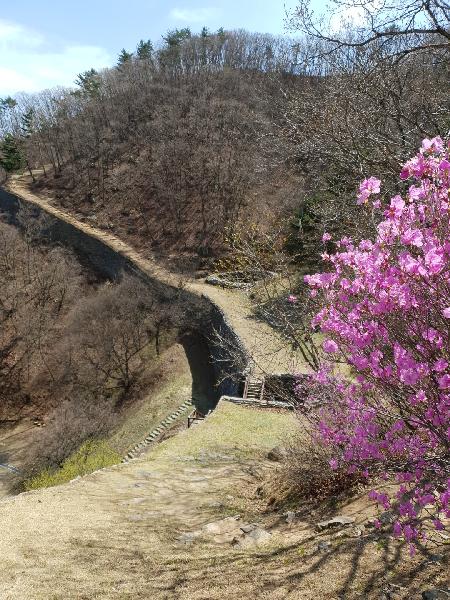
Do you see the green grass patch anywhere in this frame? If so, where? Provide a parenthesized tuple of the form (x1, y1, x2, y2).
(109, 360, 192, 455)
(24, 439, 121, 491)
(150, 401, 299, 463)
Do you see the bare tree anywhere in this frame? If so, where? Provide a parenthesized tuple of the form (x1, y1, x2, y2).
(287, 0, 450, 61)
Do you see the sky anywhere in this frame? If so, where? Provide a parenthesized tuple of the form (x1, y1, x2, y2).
(0, 0, 304, 97)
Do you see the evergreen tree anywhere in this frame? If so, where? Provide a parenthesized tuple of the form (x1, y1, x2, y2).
(200, 26, 209, 38)
(20, 109, 34, 138)
(0, 134, 24, 172)
(74, 69, 101, 98)
(163, 28, 191, 47)
(0, 97, 17, 112)
(117, 49, 133, 67)
(136, 39, 153, 60)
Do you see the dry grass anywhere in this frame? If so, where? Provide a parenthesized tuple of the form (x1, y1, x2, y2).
(0, 401, 447, 599)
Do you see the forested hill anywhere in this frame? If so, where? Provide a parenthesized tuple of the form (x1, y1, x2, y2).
(0, 27, 448, 268)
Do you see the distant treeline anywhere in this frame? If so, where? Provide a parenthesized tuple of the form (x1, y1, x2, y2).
(0, 26, 448, 260)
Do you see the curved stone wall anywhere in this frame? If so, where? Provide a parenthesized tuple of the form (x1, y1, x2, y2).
(0, 187, 248, 398)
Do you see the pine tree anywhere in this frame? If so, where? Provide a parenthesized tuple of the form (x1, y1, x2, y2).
(0, 134, 24, 172)
(74, 69, 101, 98)
(136, 39, 153, 60)
(200, 26, 209, 38)
(163, 28, 191, 47)
(20, 109, 34, 138)
(117, 49, 133, 67)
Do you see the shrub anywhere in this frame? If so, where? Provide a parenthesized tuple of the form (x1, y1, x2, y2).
(266, 437, 363, 508)
(24, 439, 120, 490)
(301, 137, 450, 552)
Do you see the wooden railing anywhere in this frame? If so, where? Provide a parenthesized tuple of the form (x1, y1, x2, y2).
(187, 408, 206, 428)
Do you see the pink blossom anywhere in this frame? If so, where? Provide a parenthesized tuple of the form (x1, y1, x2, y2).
(401, 228, 423, 247)
(322, 232, 332, 243)
(433, 359, 448, 373)
(357, 177, 381, 204)
(439, 159, 450, 173)
(287, 294, 298, 304)
(433, 519, 444, 531)
(421, 136, 444, 154)
(438, 374, 450, 389)
(388, 195, 405, 218)
(323, 339, 339, 353)
(424, 248, 445, 274)
(302, 138, 450, 550)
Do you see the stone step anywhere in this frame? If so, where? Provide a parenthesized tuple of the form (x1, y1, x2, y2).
(122, 399, 197, 461)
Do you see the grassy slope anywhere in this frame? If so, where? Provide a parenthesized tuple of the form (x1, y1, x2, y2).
(108, 342, 193, 456)
(151, 400, 299, 462)
(23, 343, 193, 491)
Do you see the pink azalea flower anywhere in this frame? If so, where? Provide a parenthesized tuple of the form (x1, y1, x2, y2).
(388, 195, 405, 218)
(424, 248, 445, 274)
(323, 339, 339, 353)
(433, 359, 448, 373)
(438, 374, 450, 389)
(433, 519, 444, 531)
(401, 228, 423, 247)
(421, 136, 444, 154)
(357, 177, 381, 204)
(439, 159, 450, 173)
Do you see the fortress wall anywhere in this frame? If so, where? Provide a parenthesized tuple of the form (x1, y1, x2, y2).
(0, 187, 248, 399)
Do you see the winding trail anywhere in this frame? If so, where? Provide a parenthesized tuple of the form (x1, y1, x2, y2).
(5, 175, 307, 376)
(0, 175, 305, 497)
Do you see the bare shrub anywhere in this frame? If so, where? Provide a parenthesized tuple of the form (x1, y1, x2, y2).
(0, 217, 83, 422)
(66, 276, 174, 399)
(266, 435, 363, 507)
(28, 394, 116, 470)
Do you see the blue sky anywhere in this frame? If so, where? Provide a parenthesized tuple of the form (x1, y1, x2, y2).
(0, 0, 305, 96)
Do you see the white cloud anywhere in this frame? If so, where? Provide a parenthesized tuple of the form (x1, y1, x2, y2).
(0, 19, 112, 96)
(169, 7, 221, 24)
(0, 19, 44, 50)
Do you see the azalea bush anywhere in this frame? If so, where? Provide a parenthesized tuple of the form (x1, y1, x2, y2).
(301, 137, 450, 552)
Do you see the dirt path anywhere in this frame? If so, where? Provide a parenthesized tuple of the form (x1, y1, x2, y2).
(0, 401, 446, 600)
(6, 176, 308, 376)
(0, 402, 296, 599)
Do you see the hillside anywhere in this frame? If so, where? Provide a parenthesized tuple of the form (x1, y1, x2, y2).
(5, 174, 311, 376)
(0, 14, 449, 600)
(1, 28, 447, 274)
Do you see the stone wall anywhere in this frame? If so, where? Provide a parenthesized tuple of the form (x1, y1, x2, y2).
(0, 187, 248, 400)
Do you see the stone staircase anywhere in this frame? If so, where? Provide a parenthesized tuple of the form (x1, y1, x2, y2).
(122, 399, 193, 462)
(187, 408, 212, 428)
(243, 376, 265, 402)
